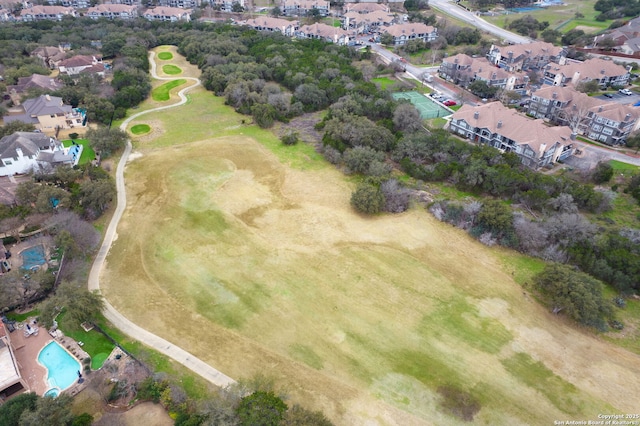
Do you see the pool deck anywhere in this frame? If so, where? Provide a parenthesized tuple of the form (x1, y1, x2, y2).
(9, 319, 89, 396)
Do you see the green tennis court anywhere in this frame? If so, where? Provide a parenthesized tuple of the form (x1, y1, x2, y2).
(392, 91, 451, 119)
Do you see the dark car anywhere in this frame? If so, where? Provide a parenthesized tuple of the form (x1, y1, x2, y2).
(603, 93, 614, 98)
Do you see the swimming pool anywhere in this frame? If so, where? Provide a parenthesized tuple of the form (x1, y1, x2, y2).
(20, 245, 46, 271)
(38, 341, 82, 391)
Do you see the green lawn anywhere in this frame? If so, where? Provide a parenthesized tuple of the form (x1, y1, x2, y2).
(152, 79, 186, 101)
(5, 309, 39, 322)
(609, 159, 639, 175)
(130, 124, 151, 135)
(162, 64, 182, 75)
(58, 312, 115, 370)
(371, 76, 397, 90)
(62, 139, 95, 165)
(157, 52, 173, 60)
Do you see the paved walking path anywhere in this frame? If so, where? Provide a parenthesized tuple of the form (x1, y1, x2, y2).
(88, 51, 236, 388)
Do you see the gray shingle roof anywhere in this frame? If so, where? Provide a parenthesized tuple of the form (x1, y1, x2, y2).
(0, 132, 52, 159)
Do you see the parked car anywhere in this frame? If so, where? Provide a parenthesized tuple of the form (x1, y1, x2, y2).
(619, 88, 633, 96)
(603, 93, 614, 98)
(443, 100, 457, 106)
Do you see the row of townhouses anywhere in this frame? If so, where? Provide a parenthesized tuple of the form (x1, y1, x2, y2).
(243, 17, 437, 46)
(1, 4, 194, 21)
(439, 53, 530, 95)
(449, 102, 576, 169)
(528, 85, 640, 145)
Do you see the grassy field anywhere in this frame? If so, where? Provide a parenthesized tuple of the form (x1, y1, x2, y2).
(162, 64, 182, 75)
(482, 0, 612, 33)
(101, 47, 640, 425)
(152, 79, 186, 101)
(157, 52, 173, 60)
(372, 76, 397, 90)
(62, 139, 95, 165)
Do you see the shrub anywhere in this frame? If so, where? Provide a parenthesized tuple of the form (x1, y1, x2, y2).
(281, 132, 299, 146)
(351, 183, 384, 214)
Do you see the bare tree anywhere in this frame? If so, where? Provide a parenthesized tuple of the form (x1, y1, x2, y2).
(559, 102, 590, 135)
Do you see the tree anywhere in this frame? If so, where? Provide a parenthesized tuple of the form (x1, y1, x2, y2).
(533, 263, 614, 329)
(381, 179, 411, 213)
(467, 80, 499, 99)
(236, 391, 287, 426)
(231, 1, 244, 12)
(86, 126, 127, 158)
(592, 161, 614, 184)
(541, 28, 562, 44)
(559, 102, 591, 133)
(270, 6, 282, 16)
(18, 394, 74, 426)
(0, 392, 38, 426)
(282, 405, 334, 426)
(380, 32, 394, 46)
(393, 102, 422, 133)
(404, 0, 429, 11)
(476, 200, 514, 238)
(40, 281, 104, 329)
(251, 104, 277, 128)
(0, 121, 36, 138)
(80, 179, 116, 219)
(575, 80, 600, 93)
(351, 183, 385, 214)
(343, 146, 385, 175)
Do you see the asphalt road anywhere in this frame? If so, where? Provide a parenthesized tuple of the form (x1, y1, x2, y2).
(429, 0, 532, 44)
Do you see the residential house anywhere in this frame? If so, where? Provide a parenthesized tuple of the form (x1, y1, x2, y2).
(209, 0, 244, 12)
(486, 41, 566, 72)
(6, 74, 64, 105)
(343, 10, 395, 33)
(58, 55, 104, 76)
(0, 132, 82, 176)
(281, 0, 329, 17)
(3, 95, 86, 131)
(382, 23, 437, 46)
(344, 3, 389, 14)
(45, 0, 91, 8)
(244, 17, 299, 37)
(439, 54, 529, 94)
(543, 58, 630, 87)
(86, 4, 139, 20)
(618, 36, 640, 55)
(142, 6, 191, 21)
(30, 46, 67, 69)
(296, 23, 352, 45)
(108, 0, 142, 5)
(593, 16, 640, 52)
(0, 323, 28, 398)
(112, 0, 142, 5)
(20, 5, 76, 21)
(449, 102, 575, 169)
(157, 0, 200, 9)
(0, 8, 16, 22)
(528, 85, 640, 145)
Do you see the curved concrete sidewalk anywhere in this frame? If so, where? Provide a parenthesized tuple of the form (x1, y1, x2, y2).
(88, 51, 235, 388)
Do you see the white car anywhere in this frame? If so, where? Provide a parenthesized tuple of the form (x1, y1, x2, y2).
(619, 88, 633, 96)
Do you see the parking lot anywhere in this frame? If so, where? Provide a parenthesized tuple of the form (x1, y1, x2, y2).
(596, 91, 640, 106)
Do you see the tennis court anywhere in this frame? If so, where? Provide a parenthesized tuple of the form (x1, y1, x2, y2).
(392, 91, 451, 119)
